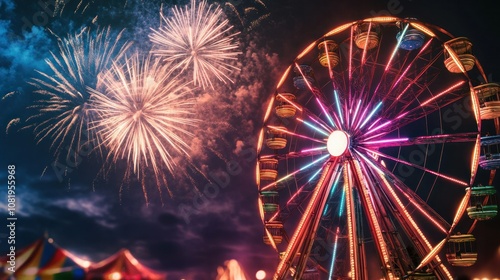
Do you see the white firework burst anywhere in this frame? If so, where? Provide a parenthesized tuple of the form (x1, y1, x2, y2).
(149, 0, 241, 89)
(90, 52, 198, 199)
(28, 26, 131, 160)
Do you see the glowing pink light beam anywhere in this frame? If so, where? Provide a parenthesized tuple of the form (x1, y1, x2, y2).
(277, 93, 303, 112)
(316, 98, 337, 129)
(364, 120, 392, 137)
(366, 117, 381, 130)
(395, 111, 409, 120)
(294, 62, 316, 93)
(267, 125, 325, 144)
(350, 99, 362, 130)
(361, 137, 409, 146)
(391, 39, 433, 99)
(360, 23, 372, 65)
(301, 146, 327, 153)
(420, 81, 466, 107)
(354, 149, 450, 234)
(322, 39, 334, 79)
(359, 147, 469, 186)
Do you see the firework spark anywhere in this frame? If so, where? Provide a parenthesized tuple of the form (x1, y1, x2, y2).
(28, 26, 130, 160)
(149, 0, 240, 89)
(90, 52, 198, 200)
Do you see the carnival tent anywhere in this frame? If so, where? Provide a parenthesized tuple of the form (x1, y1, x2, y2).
(85, 249, 165, 280)
(1, 238, 89, 280)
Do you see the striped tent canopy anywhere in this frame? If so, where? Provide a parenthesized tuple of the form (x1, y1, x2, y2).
(1, 238, 90, 280)
(85, 249, 165, 280)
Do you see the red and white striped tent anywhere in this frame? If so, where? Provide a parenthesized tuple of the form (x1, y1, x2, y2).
(85, 249, 165, 280)
(0, 238, 90, 280)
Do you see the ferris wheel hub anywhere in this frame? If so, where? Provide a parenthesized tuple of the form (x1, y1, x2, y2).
(327, 130, 350, 157)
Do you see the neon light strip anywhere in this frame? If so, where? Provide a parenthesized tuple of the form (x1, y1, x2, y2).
(366, 117, 381, 131)
(300, 146, 327, 153)
(348, 26, 354, 83)
(364, 120, 392, 137)
(355, 151, 448, 234)
(277, 93, 303, 112)
(325, 22, 355, 37)
(267, 125, 325, 144)
(296, 118, 330, 137)
(392, 39, 433, 100)
(356, 150, 452, 278)
(359, 147, 469, 186)
(328, 227, 340, 279)
(322, 39, 334, 79)
(420, 81, 466, 107)
(365, 16, 398, 23)
(338, 188, 346, 217)
(350, 99, 362, 129)
(276, 66, 291, 89)
(323, 172, 342, 216)
(369, 161, 453, 279)
(470, 136, 480, 185)
(343, 162, 357, 279)
(361, 137, 409, 146)
(297, 41, 318, 60)
(316, 98, 337, 128)
(410, 22, 436, 37)
(263, 96, 275, 123)
(308, 115, 333, 134)
(352, 159, 394, 280)
(294, 62, 315, 93)
(334, 90, 344, 125)
(308, 168, 323, 182)
(274, 161, 334, 279)
(385, 23, 408, 72)
(359, 101, 383, 129)
(443, 44, 466, 74)
(361, 23, 372, 65)
(261, 154, 330, 191)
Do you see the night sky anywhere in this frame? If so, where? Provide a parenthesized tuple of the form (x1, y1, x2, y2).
(1, 0, 500, 279)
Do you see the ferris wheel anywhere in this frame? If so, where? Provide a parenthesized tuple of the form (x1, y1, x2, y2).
(256, 17, 499, 280)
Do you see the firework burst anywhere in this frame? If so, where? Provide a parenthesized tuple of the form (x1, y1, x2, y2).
(90, 52, 198, 200)
(28, 26, 131, 160)
(149, 0, 241, 89)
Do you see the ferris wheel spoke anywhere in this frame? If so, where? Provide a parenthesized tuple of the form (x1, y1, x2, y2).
(360, 132, 478, 148)
(349, 157, 397, 279)
(270, 167, 326, 223)
(261, 154, 330, 191)
(362, 81, 469, 140)
(267, 125, 326, 144)
(355, 150, 451, 233)
(275, 159, 340, 279)
(370, 23, 411, 99)
(387, 38, 435, 96)
(357, 146, 469, 187)
(380, 39, 439, 115)
(356, 151, 454, 279)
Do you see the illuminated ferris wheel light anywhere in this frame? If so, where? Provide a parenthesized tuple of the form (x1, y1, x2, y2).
(327, 130, 349, 157)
